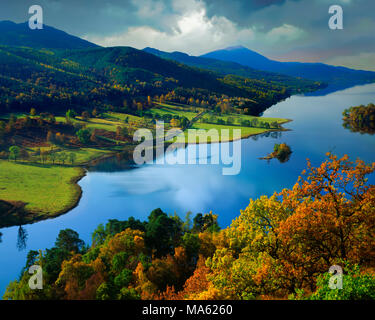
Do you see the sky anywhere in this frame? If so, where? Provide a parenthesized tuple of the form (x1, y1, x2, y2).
(1, 0, 374, 70)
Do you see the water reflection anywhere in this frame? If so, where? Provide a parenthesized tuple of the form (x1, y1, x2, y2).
(303, 81, 374, 97)
(16, 226, 28, 251)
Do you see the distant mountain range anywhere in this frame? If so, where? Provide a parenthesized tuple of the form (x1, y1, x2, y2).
(143, 47, 314, 85)
(1, 20, 372, 88)
(0, 19, 371, 117)
(200, 45, 375, 86)
(0, 20, 98, 49)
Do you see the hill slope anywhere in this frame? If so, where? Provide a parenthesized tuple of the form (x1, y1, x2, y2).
(0, 20, 98, 49)
(0, 43, 323, 116)
(0, 45, 283, 115)
(0, 22, 323, 116)
(62, 46, 240, 95)
(201, 46, 375, 86)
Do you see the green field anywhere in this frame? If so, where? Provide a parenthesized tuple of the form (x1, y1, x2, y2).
(0, 160, 84, 220)
(168, 123, 274, 143)
(56, 116, 120, 132)
(103, 112, 146, 124)
(156, 102, 205, 113)
(200, 113, 288, 126)
(56, 112, 151, 131)
(150, 103, 200, 120)
(52, 147, 112, 164)
(18, 146, 112, 166)
(155, 102, 290, 143)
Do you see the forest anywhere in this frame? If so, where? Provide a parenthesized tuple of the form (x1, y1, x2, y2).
(0, 45, 323, 117)
(342, 103, 375, 134)
(4, 153, 375, 300)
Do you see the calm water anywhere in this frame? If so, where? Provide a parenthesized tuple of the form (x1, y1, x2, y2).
(1, 83, 375, 296)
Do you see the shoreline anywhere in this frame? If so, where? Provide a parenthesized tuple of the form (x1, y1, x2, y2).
(0, 165, 86, 228)
(0, 119, 293, 228)
(183, 119, 293, 145)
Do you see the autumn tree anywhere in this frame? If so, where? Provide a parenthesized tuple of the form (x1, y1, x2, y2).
(56, 254, 95, 299)
(47, 131, 55, 144)
(55, 132, 66, 145)
(178, 255, 220, 300)
(170, 118, 180, 127)
(206, 154, 375, 299)
(277, 154, 375, 283)
(81, 111, 90, 121)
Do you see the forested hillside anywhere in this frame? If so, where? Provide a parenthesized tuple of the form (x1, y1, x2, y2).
(0, 44, 323, 117)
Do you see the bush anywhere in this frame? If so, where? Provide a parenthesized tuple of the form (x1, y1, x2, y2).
(76, 128, 91, 144)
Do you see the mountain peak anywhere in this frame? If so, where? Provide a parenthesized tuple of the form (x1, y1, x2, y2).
(143, 47, 159, 53)
(200, 46, 271, 69)
(222, 45, 248, 51)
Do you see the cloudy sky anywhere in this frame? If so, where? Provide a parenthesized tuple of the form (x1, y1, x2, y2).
(1, 0, 374, 70)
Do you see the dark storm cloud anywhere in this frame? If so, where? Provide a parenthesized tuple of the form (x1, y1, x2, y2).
(0, 0, 152, 35)
(202, 0, 375, 68)
(202, 0, 299, 26)
(0, 0, 298, 34)
(253, 0, 375, 59)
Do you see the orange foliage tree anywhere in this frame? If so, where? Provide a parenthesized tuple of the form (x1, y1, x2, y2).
(207, 153, 375, 298)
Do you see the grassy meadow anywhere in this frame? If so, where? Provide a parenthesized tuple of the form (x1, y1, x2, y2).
(156, 102, 290, 143)
(0, 160, 84, 220)
(150, 103, 201, 121)
(200, 113, 288, 126)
